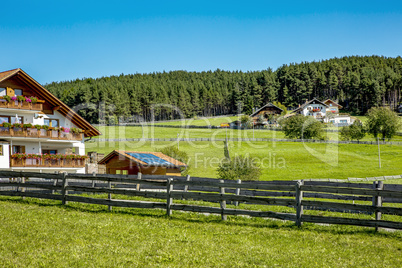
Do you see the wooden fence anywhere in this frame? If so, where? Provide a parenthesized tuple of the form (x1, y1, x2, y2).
(0, 171, 401, 230)
(92, 137, 402, 146)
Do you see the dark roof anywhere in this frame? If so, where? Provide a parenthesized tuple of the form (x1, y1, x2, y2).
(293, 98, 329, 113)
(250, 103, 283, 117)
(98, 150, 188, 167)
(0, 68, 101, 137)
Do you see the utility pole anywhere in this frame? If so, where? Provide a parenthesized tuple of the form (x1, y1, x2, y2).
(177, 133, 180, 150)
(253, 121, 255, 140)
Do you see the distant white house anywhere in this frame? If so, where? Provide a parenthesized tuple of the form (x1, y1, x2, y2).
(293, 98, 328, 120)
(293, 98, 354, 126)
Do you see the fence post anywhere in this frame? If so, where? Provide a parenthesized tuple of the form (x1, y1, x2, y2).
(91, 172, 96, 190)
(108, 179, 112, 212)
(220, 180, 227, 221)
(61, 173, 68, 205)
(295, 180, 304, 227)
(166, 178, 173, 216)
(21, 177, 26, 200)
(373, 181, 384, 231)
(136, 172, 142, 191)
(52, 176, 58, 195)
(234, 179, 241, 206)
(183, 175, 190, 193)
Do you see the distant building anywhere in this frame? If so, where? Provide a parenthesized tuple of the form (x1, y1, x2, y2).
(98, 150, 187, 176)
(293, 98, 328, 120)
(323, 99, 343, 114)
(250, 103, 283, 127)
(293, 98, 354, 126)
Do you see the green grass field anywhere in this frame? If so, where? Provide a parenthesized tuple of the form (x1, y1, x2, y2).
(2, 117, 402, 267)
(153, 115, 238, 126)
(95, 125, 402, 142)
(87, 138, 402, 180)
(1, 197, 401, 267)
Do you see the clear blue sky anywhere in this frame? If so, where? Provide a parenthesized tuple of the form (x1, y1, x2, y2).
(1, 0, 401, 84)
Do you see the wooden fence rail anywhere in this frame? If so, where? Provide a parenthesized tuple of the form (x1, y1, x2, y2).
(0, 171, 401, 230)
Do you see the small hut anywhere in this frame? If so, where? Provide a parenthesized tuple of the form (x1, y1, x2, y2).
(98, 150, 187, 176)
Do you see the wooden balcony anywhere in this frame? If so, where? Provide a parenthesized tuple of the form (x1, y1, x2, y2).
(0, 127, 83, 141)
(11, 158, 86, 168)
(0, 100, 43, 111)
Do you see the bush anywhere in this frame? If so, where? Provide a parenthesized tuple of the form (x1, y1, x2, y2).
(240, 115, 252, 129)
(160, 146, 190, 175)
(366, 107, 401, 141)
(273, 101, 287, 115)
(281, 115, 324, 139)
(217, 154, 261, 181)
(340, 120, 365, 141)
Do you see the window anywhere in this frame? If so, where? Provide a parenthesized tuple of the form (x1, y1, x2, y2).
(0, 88, 6, 96)
(340, 120, 347, 123)
(12, 145, 25, 154)
(42, 150, 57, 154)
(11, 116, 23, 124)
(0, 116, 10, 124)
(44, 119, 59, 127)
(14, 89, 23, 96)
(0, 115, 23, 124)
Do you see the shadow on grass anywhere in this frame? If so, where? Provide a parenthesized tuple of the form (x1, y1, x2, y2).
(0, 196, 399, 237)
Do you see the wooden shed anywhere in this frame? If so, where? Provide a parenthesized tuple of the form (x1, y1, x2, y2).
(98, 150, 187, 176)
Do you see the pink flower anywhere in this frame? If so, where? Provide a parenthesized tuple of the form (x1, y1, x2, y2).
(25, 97, 32, 103)
(11, 96, 17, 101)
(64, 127, 70, 133)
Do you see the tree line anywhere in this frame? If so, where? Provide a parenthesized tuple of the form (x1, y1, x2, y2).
(45, 55, 402, 124)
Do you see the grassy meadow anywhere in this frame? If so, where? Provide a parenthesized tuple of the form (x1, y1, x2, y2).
(1, 197, 401, 267)
(153, 115, 238, 126)
(88, 123, 402, 180)
(1, 116, 401, 267)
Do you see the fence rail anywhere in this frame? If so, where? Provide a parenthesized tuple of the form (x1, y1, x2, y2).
(91, 137, 402, 146)
(0, 171, 401, 230)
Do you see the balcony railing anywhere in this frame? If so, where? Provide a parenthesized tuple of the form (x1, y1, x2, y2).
(0, 100, 43, 111)
(11, 158, 86, 168)
(0, 127, 83, 141)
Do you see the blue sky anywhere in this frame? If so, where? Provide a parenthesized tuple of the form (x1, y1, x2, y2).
(1, 0, 402, 84)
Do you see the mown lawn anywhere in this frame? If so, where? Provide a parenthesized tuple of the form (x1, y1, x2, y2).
(87, 139, 402, 180)
(0, 197, 401, 267)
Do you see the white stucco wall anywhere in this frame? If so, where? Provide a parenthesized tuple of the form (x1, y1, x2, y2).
(0, 143, 10, 169)
(302, 104, 327, 117)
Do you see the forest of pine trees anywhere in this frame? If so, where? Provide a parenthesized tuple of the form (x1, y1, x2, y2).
(45, 56, 402, 124)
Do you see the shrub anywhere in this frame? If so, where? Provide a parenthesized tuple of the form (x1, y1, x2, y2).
(217, 154, 261, 181)
(273, 101, 287, 115)
(281, 115, 324, 139)
(160, 145, 190, 175)
(240, 115, 252, 129)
